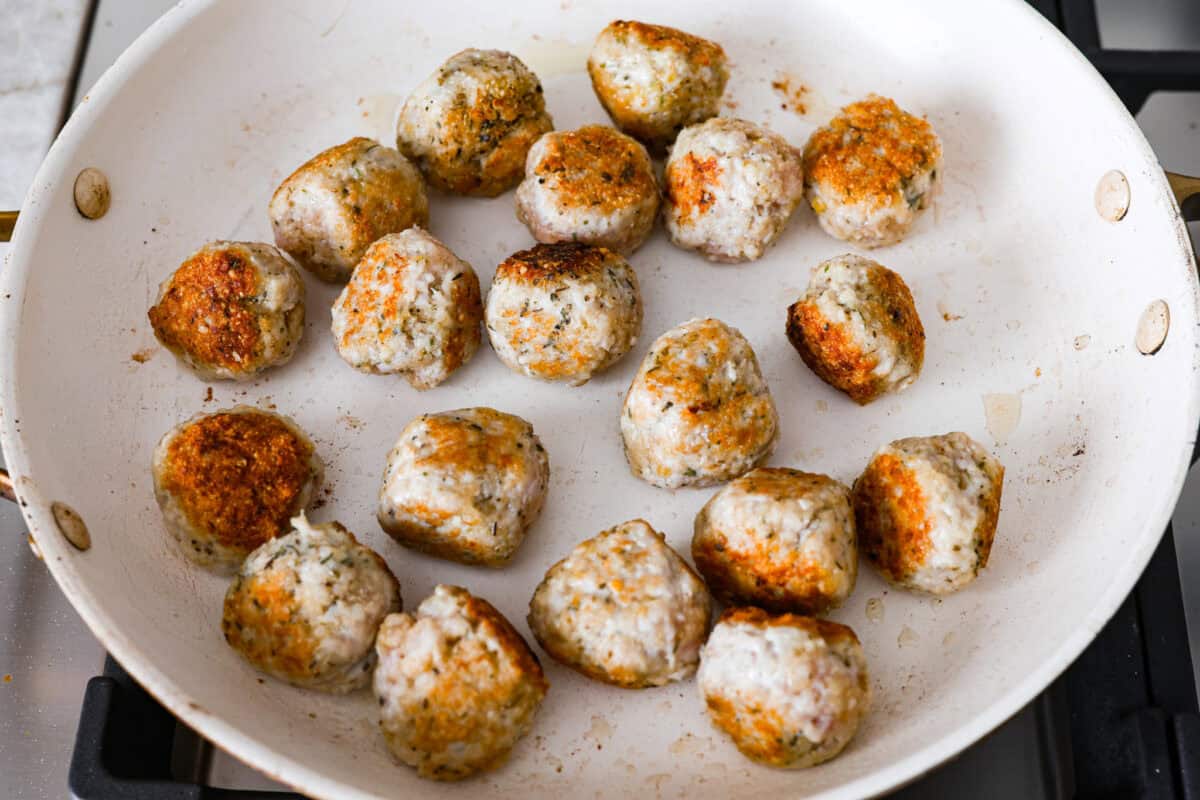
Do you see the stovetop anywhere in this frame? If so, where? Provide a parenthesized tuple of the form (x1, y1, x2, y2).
(5, 1, 1200, 798)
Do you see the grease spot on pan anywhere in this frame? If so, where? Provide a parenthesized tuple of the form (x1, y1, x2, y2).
(983, 393, 1021, 444)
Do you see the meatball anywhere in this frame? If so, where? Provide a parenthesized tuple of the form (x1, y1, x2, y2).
(378, 408, 549, 566)
(698, 607, 871, 768)
(397, 49, 553, 197)
(374, 584, 547, 781)
(663, 117, 805, 263)
(803, 95, 942, 248)
(331, 229, 482, 390)
(269, 137, 429, 283)
(515, 125, 660, 254)
(786, 254, 925, 404)
(588, 20, 728, 151)
(151, 407, 323, 572)
(692, 468, 856, 614)
(853, 432, 1004, 595)
(528, 519, 712, 688)
(485, 243, 642, 386)
(621, 318, 778, 488)
(222, 514, 400, 693)
(148, 241, 304, 381)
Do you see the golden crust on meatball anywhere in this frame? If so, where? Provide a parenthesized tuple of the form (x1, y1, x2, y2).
(374, 585, 548, 780)
(621, 318, 778, 488)
(148, 242, 304, 380)
(153, 408, 321, 569)
(378, 408, 549, 567)
(397, 49, 553, 197)
(853, 432, 1004, 594)
(786, 254, 925, 404)
(692, 468, 857, 614)
(221, 516, 400, 693)
(588, 20, 728, 150)
(269, 137, 429, 282)
(803, 95, 940, 208)
(699, 607, 870, 768)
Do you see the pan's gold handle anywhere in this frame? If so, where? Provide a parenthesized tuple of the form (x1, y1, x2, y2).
(0, 210, 16, 242)
(1167, 172, 1200, 222)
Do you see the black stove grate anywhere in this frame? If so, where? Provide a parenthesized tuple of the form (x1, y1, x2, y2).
(65, 1, 1200, 797)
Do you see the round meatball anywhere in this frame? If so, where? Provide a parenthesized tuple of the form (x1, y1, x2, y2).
(692, 468, 856, 614)
(378, 408, 549, 566)
(663, 117, 805, 263)
(397, 49, 553, 197)
(588, 20, 728, 151)
(485, 243, 642, 386)
(803, 95, 942, 248)
(374, 584, 547, 781)
(528, 519, 712, 688)
(515, 125, 659, 254)
(786, 254, 925, 404)
(152, 407, 323, 572)
(331, 229, 482, 390)
(269, 137, 429, 282)
(853, 432, 1004, 595)
(222, 514, 400, 693)
(621, 318, 778, 488)
(148, 241, 304, 381)
(698, 607, 871, 768)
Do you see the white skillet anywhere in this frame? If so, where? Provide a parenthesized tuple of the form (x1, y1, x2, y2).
(3, 0, 1199, 797)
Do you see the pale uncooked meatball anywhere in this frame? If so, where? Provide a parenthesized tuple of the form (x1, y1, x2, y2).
(378, 408, 549, 566)
(485, 243, 642, 386)
(515, 125, 659, 254)
(528, 519, 712, 688)
(803, 95, 942, 248)
(663, 117, 805, 263)
(692, 468, 856, 614)
(331, 229, 482, 390)
(786, 254, 925, 404)
(698, 607, 871, 768)
(397, 49, 553, 197)
(269, 137, 429, 282)
(152, 407, 323, 572)
(374, 584, 547, 781)
(588, 20, 728, 151)
(853, 432, 1004, 595)
(222, 514, 400, 693)
(148, 241, 304, 381)
(621, 318, 778, 488)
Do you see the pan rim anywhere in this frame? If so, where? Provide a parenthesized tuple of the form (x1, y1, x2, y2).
(2, 0, 1198, 797)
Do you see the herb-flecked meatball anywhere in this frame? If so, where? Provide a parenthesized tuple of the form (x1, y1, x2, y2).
(853, 432, 1004, 595)
(148, 241, 304, 381)
(692, 468, 857, 614)
(786, 254, 924, 404)
(515, 124, 660, 253)
(397, 49, 553, 197)
(698, 608, 871, 768)
(151, 407, 323, 572)
(374, 585, 547, 780)
(378, 408, 549, 566)
(331, 228, 482, 390)
(269, 137, 429, 282)
(663, 117, 805, 263)
(621, 318, 779, 488)
(588, 20, 728, 151)
(485, 243, 642, 386)
(222, 514, 400, 693)
(803, 95, 942, 248)
(528, 519, 712, 688)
